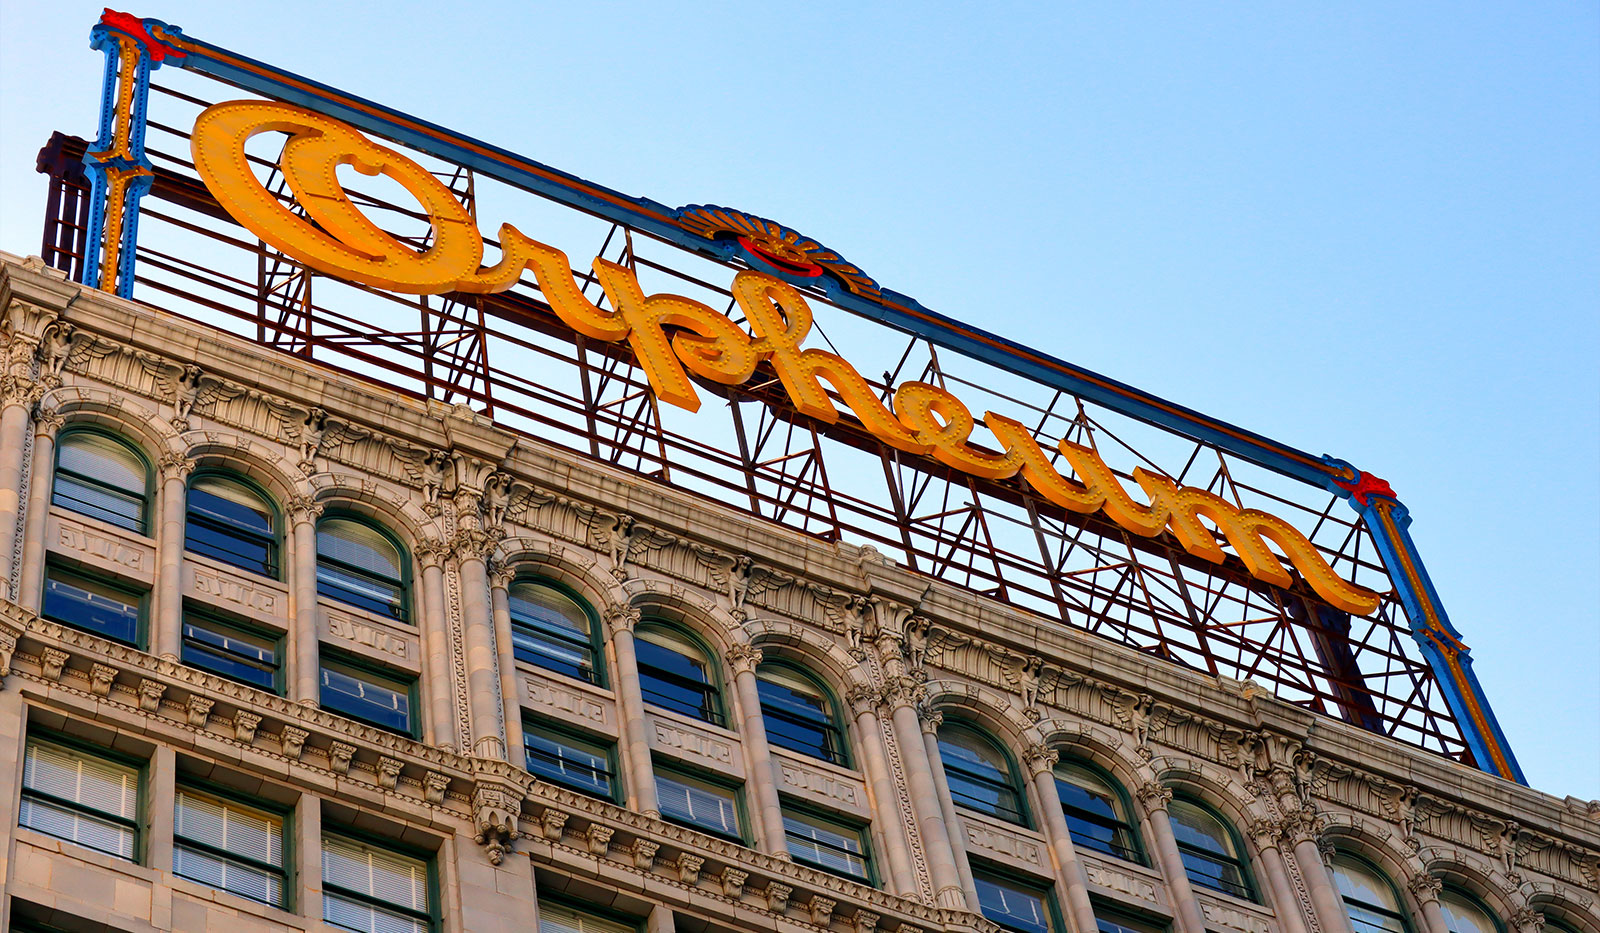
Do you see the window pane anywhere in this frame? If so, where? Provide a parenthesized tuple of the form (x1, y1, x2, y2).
(938, 726, 1024, 823)
(182, 617, 279, 691)
(636, 629, 710, 683)
(524, 728, 613, 799)
(187, 519, 275, 576)
(53, 474, 144, 531)
(656, 771, 740, 840)
(322, 834, 429, 932)
(324, 890, 428, 933)
(189, 476, 273, 535)
(1056, 763, 1136, 860)
(759, 668, 842, 763)
(636, 629, 719, 723)
(20, 740, 138, 860)
(509, 584, 596, 680)
(175, 844, 285, 907)
(19, 796, 136, 859)
(59, 433, 145, 491)
(540, 902, 635, 933)
(321, 662, 412, 733)
(317, 563, 405, 619)
(176, 791, 283, 868)
(783, 809, 868, 881)
(1440, 892, 1498, 933)
(1169, 801, 1237, 859)
(319, 519, 402, 578)
(43, 570, 140, 644)
(975, 875, 1053, 933)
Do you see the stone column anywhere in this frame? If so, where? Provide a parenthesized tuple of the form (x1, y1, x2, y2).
(286, 497, 323, 706)
(920, 708, 980, 908)
(16, 405, 64, 610)
(0, 364, 41, 599)
(647, 904, 676, 933)
(296, 790, 324, 922)
(146, 744, 177, 872)
(847, 684, 918, 898)
(727, 643, 789, 858)
(1024, 745, 1100, 933)
(417, 540, 456, 750)
(1139, 781, 1207, 933)
(1248, 819, 1312, 933)
(488, 564, 524, 765)
(152, 452, 194, 659)
(883, 678, 967, 909)
(1409, 873, 1450, 933)
(1283, 807, 1355, 933)
(607, 605, 659, 817)
(454, 528, 506, 761)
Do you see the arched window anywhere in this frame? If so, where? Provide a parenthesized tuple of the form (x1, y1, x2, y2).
(1169, 798, 1254, 901)
(757, 663, 848, 765)
(316, 516, 408, 622)
(1439, 890, 1501, 933)
(635, 624, 723, 726)
(186, 474, 277, 578)
(938, 723, 1027, 825)
(1054, 759, 1141, 862)
(1331, 854, 1410, 933)
(53, 429, 150, 534)
(508, 580, 602, 685)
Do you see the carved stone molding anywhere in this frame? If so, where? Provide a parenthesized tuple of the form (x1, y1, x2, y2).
(1136, 781, 1173, 813)
(1022, 743, 1060, 776)
(472, 780, 519, 864)
(1407, 873, 1443, 904)
(605, 604, 642, 632)
(285, 496, 323, 525)
(726, 643, 763, 675)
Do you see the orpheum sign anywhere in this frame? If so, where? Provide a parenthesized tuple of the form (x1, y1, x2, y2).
(192, 100, 1379, 615)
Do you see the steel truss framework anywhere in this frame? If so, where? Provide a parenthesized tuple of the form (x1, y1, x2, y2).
(31, 12, 1528, 780)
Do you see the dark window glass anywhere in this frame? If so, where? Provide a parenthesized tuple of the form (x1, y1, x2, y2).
(524, 726, 615, 800)
(316, 517, 406, 621)
(186, 475, 276, 577)
(1169, 799, 1253, 901)
(509, 582, 598, 683)
(174, 790, 287, 908)
(975, 872, 1054, 933)
(656, 769, 742, 842)
(758, 666, 846, 765)
(783, 807, 870, 883)
(938, 724, 1026, 824)
(43, 567, 141, 645)
(1056, 761, 1139, 862)
(636, 627, 722, 726)
(320, 658, 413, 735)
(322, 833, 431, 933)
(181, 614, 280, 693)
(53, 431, 148, 533)
(19, 738, 140, 861)
(1096, 912, 1166, 933)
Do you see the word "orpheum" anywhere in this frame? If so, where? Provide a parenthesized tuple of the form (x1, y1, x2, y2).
(190, 100, 1380, 615)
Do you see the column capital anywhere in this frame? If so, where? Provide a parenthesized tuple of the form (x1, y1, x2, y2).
(451, 527, 500, 563)
(916, 703, 944, 735)
(158, 452, 196, 483)
(726, 643, 763, 675)
(1510, 908, 1545, 933)
(1022, 743, 1060, 776)
(1249, 817, 1285, 851)
(882, 676, 925, 711)
(1282, 807, 1324, 848)
(416, 537, 450, 570)
(31, 404, 63, 437)
(286, 495, 323, 524)
(1136, 781, 1173, 813)
(487, 561, 516, 591)
(605, 603, 642, 632)
(846, 683, 880, 716)
(1407, 873, 1443, 904)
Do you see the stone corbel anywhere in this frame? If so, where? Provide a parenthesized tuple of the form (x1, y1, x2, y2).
(329, 740, 356, 774)
(280, 725, 308, 759)
(424, 771, 451, 804)
(630, 838, 659, 870)
(472, 780, 520, 865)
(40, 647, 69, 681)
(719, 867, 748, 898)
(854, 910, 879, 933)
(187, 695, 215, 728)
(674, 853, 704, 885)
(0, 613, 22, 682)
(233, 712, 261, 744)
(765, 881, 792, 913)
(377, 756, 403, 789)
(586, 823, 614, 857)
(89, 663, 117, 697)
(138, 679, 165, 711)
(541, 808, 569, 841)
(808, 895, 835, 927)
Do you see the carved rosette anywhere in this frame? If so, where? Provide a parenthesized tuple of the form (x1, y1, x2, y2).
(471, 780, 520, 865)
(726, 643, 763, 676)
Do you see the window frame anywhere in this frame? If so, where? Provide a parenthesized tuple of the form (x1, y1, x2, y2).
(507, 576, 606, 687)
(653, 760, 748, 845)
(315, 512, 411, 624)
(41, 560, 147, 648)
(1169, 796, 1257, 903)
(938, 721, 1030, 827)
(972, 863, 1065, 933)
(779, 797, 875, 886)
(757, 660, 851, 767)
(537, 894, 642, 933)
(1094, 904, 1169, 933)
(51, 426, 153, 536)
(184, 470, 281, 580)
(1055, 757, 1144, 865)
(1438, 887, 1505, 933)
(635, 622, 726, 728)
(320, 827, 439, 933)
(521, 719, 621, 803)
(180, 606, 285, 695)
(318, 650, 420, 739)
(172, 782, 293, 910)
(18, 731, 146, 863)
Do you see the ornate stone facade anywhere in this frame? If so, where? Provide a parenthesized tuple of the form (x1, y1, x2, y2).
(0, 251, 1596, 933)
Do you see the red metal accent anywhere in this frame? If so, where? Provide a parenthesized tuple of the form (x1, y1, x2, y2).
(738, 235, 824, 277)
(99, 9, 186, 61)
(1335, 472, 1397, 506)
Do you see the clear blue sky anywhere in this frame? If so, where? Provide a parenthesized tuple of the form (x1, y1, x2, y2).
(1, 2, 1595, 798)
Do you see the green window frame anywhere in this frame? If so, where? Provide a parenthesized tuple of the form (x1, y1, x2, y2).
(52, 427, 152, 535)
(181, 608, 284, 694)
(938, 721, 1029, 826)
(42, 562, 146, 648)
(173, 786, 291, 909)
(781, 800, 874, 885)
(655, 762, 746, 844)
(973, 865, 1063, 933)
(321, 830, 437, 933)
(1331, 853, 1411, 933)
(757, 662, 850, 766)
(185, 472, 280, 579)
(635, 623, 725, 727)
(1055, 758, 1143, 864)
(319, 652, 418, 738)
(522, 721, 620, 802)
(508, 577, 605, 686)
(19, 733, 143, 862)
(1169, 797, 1256, 902)
(316, 514, 410, 623)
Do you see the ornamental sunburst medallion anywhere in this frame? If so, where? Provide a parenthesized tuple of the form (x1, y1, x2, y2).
(674, 204, 882, 302)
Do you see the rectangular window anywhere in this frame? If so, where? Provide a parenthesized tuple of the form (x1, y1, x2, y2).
(523, 724, 616, 801)
(182, 612, 281, 693)
(319, 656, 414, 736)
(655, 767, 743, 843)
(782, 805, 871, 884)
(539, 901, 635, 933)
(975, 870, 1057, 933)
(42, 565, 143, 646)
(174, 789, 287, 908)
(1096, 908, 1167, 933)
(322, 833, 432, 933)
(19, 737, 140, 861)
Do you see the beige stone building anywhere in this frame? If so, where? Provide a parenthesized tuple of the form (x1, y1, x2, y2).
(0, 247, 1597, 933)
